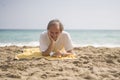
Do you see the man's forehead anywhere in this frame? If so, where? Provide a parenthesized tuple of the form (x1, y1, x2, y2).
(50, 22, 59, 26)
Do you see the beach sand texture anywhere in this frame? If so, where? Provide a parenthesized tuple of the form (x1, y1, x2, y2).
(0, 46, 120, 80)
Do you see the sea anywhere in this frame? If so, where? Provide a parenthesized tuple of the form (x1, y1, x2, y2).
(0, 29, 120, 47)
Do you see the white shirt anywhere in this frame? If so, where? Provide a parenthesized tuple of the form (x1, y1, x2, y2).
(39, 31, 73, 52)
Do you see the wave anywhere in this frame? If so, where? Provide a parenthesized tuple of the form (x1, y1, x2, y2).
(0, 42, 39, 47)
(73, 44, 120, 48)
(0, 42, 120, 47)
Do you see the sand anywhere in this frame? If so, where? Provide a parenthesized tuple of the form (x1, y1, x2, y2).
(0, 46, 120, 80)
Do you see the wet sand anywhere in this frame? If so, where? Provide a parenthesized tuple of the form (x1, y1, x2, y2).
(0, 46, 120, 80)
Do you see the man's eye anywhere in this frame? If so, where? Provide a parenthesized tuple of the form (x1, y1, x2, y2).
(51, 32, 53, 34)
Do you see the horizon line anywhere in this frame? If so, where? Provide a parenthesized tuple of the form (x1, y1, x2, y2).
(0, 28, 120, 30)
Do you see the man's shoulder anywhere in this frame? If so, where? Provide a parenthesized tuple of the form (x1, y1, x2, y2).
(41, 31, 47, 35)
(40, 31, 48, 38)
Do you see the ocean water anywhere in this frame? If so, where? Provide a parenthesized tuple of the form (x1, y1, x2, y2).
(0, 29, 120, 47)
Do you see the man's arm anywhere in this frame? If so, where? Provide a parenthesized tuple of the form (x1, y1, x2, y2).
(64, 32, 74, 54)
(42, 42, 54, 56)
(42, 32, 55, 56)
(52, 50, 73, 57)
(67, 50, 73, 53)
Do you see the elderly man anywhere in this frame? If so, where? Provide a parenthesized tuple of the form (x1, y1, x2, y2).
(40, 19, 74, 57)
(15, 19, 74, 60)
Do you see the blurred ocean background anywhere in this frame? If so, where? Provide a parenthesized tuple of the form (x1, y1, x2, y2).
(0, 29, 120, 47)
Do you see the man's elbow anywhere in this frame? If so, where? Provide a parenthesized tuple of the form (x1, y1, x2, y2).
(42, 52, 50, 56)
(67, 50, 73, 53)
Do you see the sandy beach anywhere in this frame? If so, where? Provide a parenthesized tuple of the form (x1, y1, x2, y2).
(0, 46, 120, 80)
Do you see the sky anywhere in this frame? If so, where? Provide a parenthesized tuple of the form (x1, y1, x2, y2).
(0, 0, 120, 30)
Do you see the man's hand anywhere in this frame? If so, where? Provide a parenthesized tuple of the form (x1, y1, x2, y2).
(62, 53, 72, 57)
(52, 51, 73, 57)
(48, 31, 55, 50)
(52, 51, 62, 57)
(48, 31, 55, 44)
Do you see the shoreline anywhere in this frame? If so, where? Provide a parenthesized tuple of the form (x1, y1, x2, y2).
(0, 46, 120, 80)
(0, 45, 120, 48)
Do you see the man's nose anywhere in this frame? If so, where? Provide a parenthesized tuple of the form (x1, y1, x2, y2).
(53, 33, 57, 36)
